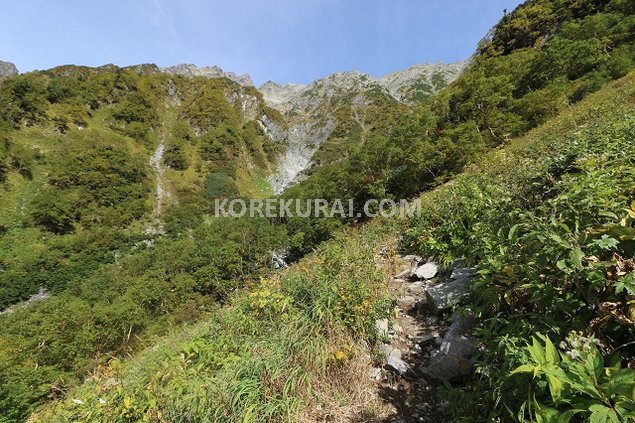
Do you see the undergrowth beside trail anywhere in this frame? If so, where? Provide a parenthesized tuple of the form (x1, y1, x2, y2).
(402, 73, 635, 421)
(32, 223, 396, 422)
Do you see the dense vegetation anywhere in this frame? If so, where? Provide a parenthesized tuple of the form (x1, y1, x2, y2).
(1, 0, 634, 421)
(403, 73, 635, 421)
(288, 0, 635, 205)
(31, 224, 393, 422)
(0, 65, 286, 420)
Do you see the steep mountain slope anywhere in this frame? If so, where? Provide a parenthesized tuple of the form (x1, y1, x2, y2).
(260, 62, 465, 192)
(283, 0, 635, 209)
(1, 0, 635, 421)
(31, 70, 635, 423)
(0, 64, 285, 308)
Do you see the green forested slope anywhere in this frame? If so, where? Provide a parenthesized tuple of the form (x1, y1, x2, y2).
(32, 69, 635, 423)
(0, 66, 288, 420)
(287, 0, 635, 203)
(403, 73, 635, 421)
(1, 0, 634, 421)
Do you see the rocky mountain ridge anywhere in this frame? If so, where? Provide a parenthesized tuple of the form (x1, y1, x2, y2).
(160, 63, 254, 86)
(259, 61, 467, 193)
(259, 61, 467, 112)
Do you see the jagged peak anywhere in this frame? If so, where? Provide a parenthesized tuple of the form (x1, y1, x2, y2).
(260, 61, 467, 108)
(160, 63, 254, 86)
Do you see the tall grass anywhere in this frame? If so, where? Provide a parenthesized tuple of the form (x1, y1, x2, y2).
(32, 223, 394, 422)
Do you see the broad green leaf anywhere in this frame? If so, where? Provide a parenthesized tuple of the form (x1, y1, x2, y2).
(511, 364, 536, 374)
(557, 409, 586, 423)
(529, 337, 546, 364)
(542, 335, 560, 364)
(605, 226, 635, 242)
(550, 233, 571, 249)
(536, 405, 561, 423)
(585, 348, 603, 381)
(547, 374, 564, 401)
(614, 273, 635, 295)
(599, 211, 619, 220)
(569, 248, 584, 270)
(589, 404, 611, 423)
(605, 368, 635, 396)
(508, 224, 520, 242)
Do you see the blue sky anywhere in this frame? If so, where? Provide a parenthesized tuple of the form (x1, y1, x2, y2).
(0, 0, 524, 86)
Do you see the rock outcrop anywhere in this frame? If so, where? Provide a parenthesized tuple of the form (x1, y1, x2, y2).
(161, 64, 253, 87)
(259, 61, 466, 112)
(259, 61, 466, 193)
(0, 60, 18, 77)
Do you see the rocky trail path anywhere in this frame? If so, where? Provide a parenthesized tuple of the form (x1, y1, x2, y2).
(371, 254, 480, 423)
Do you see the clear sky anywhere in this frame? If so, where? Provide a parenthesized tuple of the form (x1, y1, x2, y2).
(0, 0, 525, 86)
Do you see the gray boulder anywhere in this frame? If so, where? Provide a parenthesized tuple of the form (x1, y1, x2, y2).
(422, 315, 479, 380)
(397, 295, 417, 312)
(375, 318, 390, 338)
(450, 258, 467, 269)
(271, 252, 288, 269)
(424, 278, 470, 312)
(439, 315, 479, 357)
(400, 254, 423, 263)
(423, 354, 474, 380)
(381, 344, 410, 375)
(450, 267, 477, 279)
(413, 262, 438, 280)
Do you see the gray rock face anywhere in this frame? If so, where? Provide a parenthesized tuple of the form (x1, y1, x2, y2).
(413, 262, 438, 280)
(266, 116, 336, 194)
(450, 267, 476, 279)
(271, 251, 288, 269)
(376, 61, 467, 102)
(0, 60, 18, 77)
(439, 315, 478, 357)
(259, 61, 466, 111)
(258, 62, 466, 193)
(259, 81, 307, 110)
(397, 295, 417, 312)
(424, 267, 477, 312)
(375, 318, 390, 338)
(400, 254, 423, 264)
(423, 353, 474, 380)
(161, 64, 253, 86)
(225, 90, 261, 121)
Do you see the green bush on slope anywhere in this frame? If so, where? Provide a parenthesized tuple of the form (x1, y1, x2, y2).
(402, 73, 635, 421)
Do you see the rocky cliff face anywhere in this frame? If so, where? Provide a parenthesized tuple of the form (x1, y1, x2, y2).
(260, 61, 466, 111)
(259, 61, 466, 193)
(377, 61, 466, 102)
(0, 60, 18, 77)
(161, 64, 253, 86)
